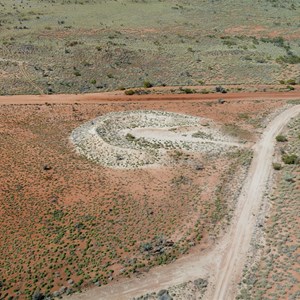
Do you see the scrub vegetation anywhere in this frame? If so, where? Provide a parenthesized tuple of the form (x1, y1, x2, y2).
(0, 0, 300, 95)
(237, 113, 300, 300)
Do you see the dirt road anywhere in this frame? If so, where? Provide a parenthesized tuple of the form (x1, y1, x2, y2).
(205, 104, 300, 300)
(0, 88, 300, 105)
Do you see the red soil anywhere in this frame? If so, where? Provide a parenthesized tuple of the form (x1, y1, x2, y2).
(0, 90, 293, 298)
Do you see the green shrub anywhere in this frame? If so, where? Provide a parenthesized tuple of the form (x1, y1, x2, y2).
(143, 81, 153, 88)
(125, 133, 135, 141)
(276, 54, 300, 64)
(222, 40, 237, 47)
(201, 89, 210, 94)
(272, 163, 282, 170)
(276, 135, 287, 142)
(282, 154, 298, 164)
(73, 71, 81, 76)
(180, 87, 195, 94)
(286, 79, 296, 85)
(140, 242, 153, 252)
(124, 89, 135, 95)
(260, 36, 289, 50)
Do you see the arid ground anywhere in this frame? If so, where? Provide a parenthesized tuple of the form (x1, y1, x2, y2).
(0, 89, 299, 299)
(1, 0, 300, 299)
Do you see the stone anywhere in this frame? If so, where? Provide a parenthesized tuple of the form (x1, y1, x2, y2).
(59, 286, 67, 294)
(52, 291, 60, 297)
(43, 165, 52, 171)
(157, 290, 172, 300)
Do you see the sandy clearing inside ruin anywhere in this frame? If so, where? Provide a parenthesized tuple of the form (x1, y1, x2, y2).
(128, 127, 243, 147)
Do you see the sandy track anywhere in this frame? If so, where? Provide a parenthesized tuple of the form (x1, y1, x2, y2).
(205, 104, 300, 300)
(0, 88, 300, 105)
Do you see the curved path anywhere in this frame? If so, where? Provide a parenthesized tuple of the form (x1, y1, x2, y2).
(206, 104, 300, 300)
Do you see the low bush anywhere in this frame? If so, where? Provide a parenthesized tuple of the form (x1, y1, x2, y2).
(143, 81, 153, 88)
(272, 163, 282, 170)
(215, 86, 227, 93)
(287, 85, 295, 91)
(73, 71, 81, 76)
(276, 54, 300, 64)
(282, 154, 298, 164)
(179, 87, 195, 94)
(286, 79, 296, 85)
(124, 89, 135, 95)
(276, 135, 287, 142)
(125, 133, 135, 141)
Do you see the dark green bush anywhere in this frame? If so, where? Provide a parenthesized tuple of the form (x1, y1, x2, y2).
(180, 87, 195, 94)
(276, 54, 300, 64)
(125, 133, 135, 141)
(140, 242, 153, 252)
(222, 40, 237, 47)
(143, 81, 153, 88)
(286, 79, 296, 85)
(272, 163, 282, 170)
(282, 154, 298, 164)
(287, 85, 295, 91)
(276, 135, 287, 142)
(124, 89, 135, 95)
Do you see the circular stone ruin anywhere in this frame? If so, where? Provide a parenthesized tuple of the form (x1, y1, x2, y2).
(70, 110, 242, 169)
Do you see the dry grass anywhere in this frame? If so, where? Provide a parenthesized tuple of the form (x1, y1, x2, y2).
(1, 0, 300, 95)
